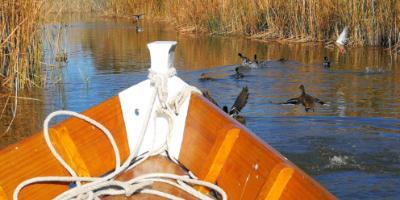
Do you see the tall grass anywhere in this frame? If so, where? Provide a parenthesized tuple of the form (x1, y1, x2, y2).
(0, 0, 46, 89)
(103, 0, 400, 47)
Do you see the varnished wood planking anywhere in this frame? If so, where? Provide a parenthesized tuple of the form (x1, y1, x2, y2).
(197, 128, 240, 194)
(181, 94, 335, 200)
(0, 186, 7, 200)
(280, 170, 335, 200)
(0, 132, 70, 199)
(52, 96, 130, 177)
(264, 167, 294, 200)
(0, 96, 129, 199)
(49, 127, 91, 177)
(179, 94, 225, 175)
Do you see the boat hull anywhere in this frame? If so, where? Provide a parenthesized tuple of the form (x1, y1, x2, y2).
(0, 93, 335, 199)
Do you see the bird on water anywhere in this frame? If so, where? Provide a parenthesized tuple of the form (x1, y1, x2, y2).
(203, 87, 249, 124)
(323, 56, 330, 68)
(283, 85, 325, 112)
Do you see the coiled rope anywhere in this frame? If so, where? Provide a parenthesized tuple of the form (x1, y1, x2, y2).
(13, 69, 226, 200)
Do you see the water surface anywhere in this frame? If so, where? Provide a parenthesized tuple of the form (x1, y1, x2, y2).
(1, 16, 400, 199)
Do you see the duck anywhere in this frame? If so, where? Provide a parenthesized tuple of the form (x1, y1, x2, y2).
(283, 85, 325, 112)
(202, 86, 249, 124)
(135, 24, 144, 33)
(278, 58, 287, 62)
(335, 26, 349, 53)
(323, 56, 330, 68)
(55, 52, 68, 63)
(249, 54, 259, 68)
(199, 73, 217, 81)
(233, 67, 244, 79)
(132, 14, 144, 23)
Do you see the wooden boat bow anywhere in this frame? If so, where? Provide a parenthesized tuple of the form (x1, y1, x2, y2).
(0, 41, 336, 200)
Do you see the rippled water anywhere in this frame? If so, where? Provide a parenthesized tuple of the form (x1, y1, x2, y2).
(1, 16, 400, 199)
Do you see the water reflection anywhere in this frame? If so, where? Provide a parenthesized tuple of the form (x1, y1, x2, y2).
(0, 16, 399, 199)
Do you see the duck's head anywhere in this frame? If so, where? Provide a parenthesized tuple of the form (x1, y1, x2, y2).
(299, 84, 305, 91)
(253, 54, 258, 64)
(222, 106, 229, 113)
(324, 56, 328, 61)
(238, 53, 250, 65)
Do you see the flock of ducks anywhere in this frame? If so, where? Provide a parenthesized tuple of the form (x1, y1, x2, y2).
(200, 27, 350, 124)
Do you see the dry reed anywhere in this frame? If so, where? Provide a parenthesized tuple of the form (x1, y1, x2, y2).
(0, 0, 46, 89)
(102, 0, 400, 47)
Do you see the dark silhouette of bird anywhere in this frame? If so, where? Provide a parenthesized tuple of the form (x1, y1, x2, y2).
(249, 54, 259, 68)
(283, 85, 325, 112)
(132, 14, 144, 23)
(202, 87, 249, 124)
(278, 58, 287, 62)
(199, 73, 217, 81)
(238, 53, 251, 66)
(323, 56, 330, 68)
(135, 24, 144, 32)
(233, 67, 244, 79)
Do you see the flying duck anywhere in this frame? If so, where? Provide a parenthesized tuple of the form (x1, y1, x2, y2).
(132, 14, 144, 23)
(202, 87, 249, 124)
(283, 85, 325, 112)
(336, 27, 349, 53)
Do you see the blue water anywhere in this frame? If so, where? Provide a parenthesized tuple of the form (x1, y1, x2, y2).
(1, 17, 400, 199)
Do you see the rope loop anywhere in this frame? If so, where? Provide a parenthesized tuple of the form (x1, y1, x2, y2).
(13, 68, 227, 200)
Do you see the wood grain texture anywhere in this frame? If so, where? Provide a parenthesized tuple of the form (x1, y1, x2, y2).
(180, 93, 336, 200)
(264, 167, 294, 200)
(49, 127, 91, 177)
(0, 186, 7, 200)
(0, 96, 129, 199)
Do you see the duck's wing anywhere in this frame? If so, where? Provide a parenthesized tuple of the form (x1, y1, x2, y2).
(230, 86, 249, 115)
(283, 97, 302, 105)
(202, 90, 220, 108)
(238, 53, 250, 64)
(336, 26, 349, 46)
(314, 97, 325, 105)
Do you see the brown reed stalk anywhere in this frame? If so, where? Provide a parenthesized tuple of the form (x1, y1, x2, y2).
(0, 0, 46, 89)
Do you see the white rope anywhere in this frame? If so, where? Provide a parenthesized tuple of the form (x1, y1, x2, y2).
(13, 69, 226, 200)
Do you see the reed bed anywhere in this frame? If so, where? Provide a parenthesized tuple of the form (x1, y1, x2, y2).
(103, 0, 400, 47)
(0, 0, 46, 89)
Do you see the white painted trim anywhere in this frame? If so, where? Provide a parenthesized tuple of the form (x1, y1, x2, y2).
(118, 41, 190, 159)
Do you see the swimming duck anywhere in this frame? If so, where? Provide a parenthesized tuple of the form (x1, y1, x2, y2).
(199, 73, 216, 81)
(202, 86, 249, 124)
(278, 58, 287, 62)
(283, 85, 325, 112)
(238, 53, 251, 66)
(55, 52, 68, 63)
(233, 67, 244, 79)
(323, 56, 330, 68)
(135, 24, 144, 33)
(249, 54, 259, 68)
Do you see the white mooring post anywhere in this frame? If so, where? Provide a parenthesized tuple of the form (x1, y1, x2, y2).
(119, 40, 191, 158)
(147, 41, 177, 74)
